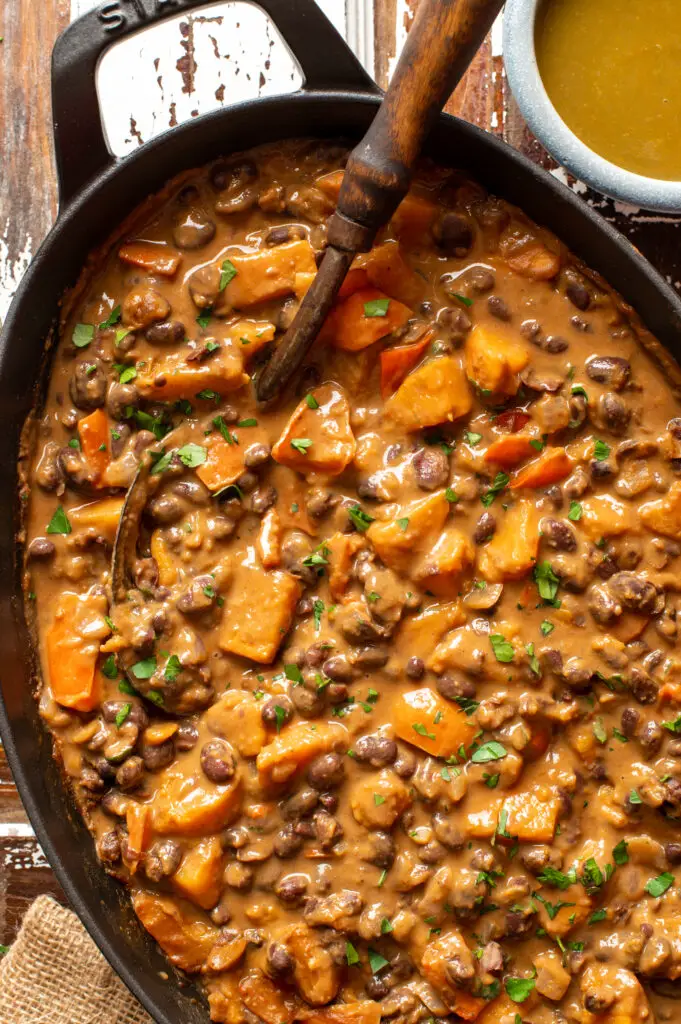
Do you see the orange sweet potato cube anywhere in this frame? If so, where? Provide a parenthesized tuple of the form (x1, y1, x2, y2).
(272, 384, 356, 477)
(477, 500, 540, 582)
(393, 687, 476, 759)
(384, 355, 472, 431)
(219, 568, 301, 663)
(172, 836, 226, 910)
(367, 490, 450, 574)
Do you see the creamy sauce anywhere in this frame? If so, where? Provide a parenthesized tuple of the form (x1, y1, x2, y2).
(24, 138, 681, 1023)
(536, 0, 681, 180)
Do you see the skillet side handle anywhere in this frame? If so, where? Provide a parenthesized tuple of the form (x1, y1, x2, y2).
(329, 0, 505, 249)
(51, 0, 377, 211)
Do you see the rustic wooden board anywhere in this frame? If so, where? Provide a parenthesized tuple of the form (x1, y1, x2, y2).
(1, 0, 680, 952)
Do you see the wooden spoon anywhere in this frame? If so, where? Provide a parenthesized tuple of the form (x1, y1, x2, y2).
(255, 0, 505, 404)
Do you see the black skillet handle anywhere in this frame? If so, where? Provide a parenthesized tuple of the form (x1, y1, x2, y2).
(52, 0, 376, 209)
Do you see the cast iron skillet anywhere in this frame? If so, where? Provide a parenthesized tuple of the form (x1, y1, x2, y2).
(3, 1, 681, 1021)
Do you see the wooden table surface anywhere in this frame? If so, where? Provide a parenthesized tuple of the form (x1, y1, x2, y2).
(1, 0, 680, 950)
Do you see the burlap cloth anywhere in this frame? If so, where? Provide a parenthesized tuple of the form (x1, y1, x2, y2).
(0, 895, 153, 1024)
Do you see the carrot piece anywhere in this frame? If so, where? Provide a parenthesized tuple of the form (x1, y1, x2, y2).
(393, 687, 476, 759)
(125, 802, 152, 874)
(196, 433, 247, 493)
(118, 241, 182, 277)
(46, 591, 110, 712)
(77, 408, 110, 482)
(503, 791, 561, 842)
(510, 446, 572, 490)
(272, 383, 356, 476)
(325, 288, 412, 352)
(337, 267, 370, 299)
(380, 332, 432, 398)
(484, 434, 537, 469)
(659, 682, 681, 704)
(360, 241, 424, 307)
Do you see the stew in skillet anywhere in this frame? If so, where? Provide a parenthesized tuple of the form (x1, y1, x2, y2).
(24, 139, 681, 1023)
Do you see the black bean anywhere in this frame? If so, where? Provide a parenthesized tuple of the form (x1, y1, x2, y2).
(212, 158, 258, 192)
(115, 756, 144, 790)
(281, 787, 318, 822)
(173, 208, 216, 250)
(28, 537, 55, 559)
(406, 656, 425, 680)
(353, 734, 397, 767)
(365, 831, 396, 868)
(307, 752, 345, 790)
(365, 977, 389, 1000)
(665, 842, 681, 865)
(261, 696, 294, 729)
(69, 360, 107, 411)
(176, 575, 216, 615)
(273, 825, 304, 858)
(473, 512, 496, 545)
(445, 956, 475, 985)
(433, 211, 474, 256)
(432, 812, 465, 850)
(176, 719, 199, 751)
(200, 739, 237, 783)
(146, 320, 186, 345)
(290, 684, 325, 718)
(487, 295, 511, 321)
(140, 738, 174, 772)
(629, 666, 657, 706)
(97, 830, 121, 864)
(437, 306, 472, 342)
(267, 942, 294, 979)
(393, 748, 417, 778)
(566, 279, 591, 311)
(639, 721, 663, 757)
(413, 447, 449, 491)
(437, 674, 476, 701)
(598, 392, 631, 435)
(350, 646, 390, 670)
(250, 486, 277, 514)
(322, 654, 355, 682)
(265, 225, 306, 247)
(244, 443, 271, 469)
(106, 380, 139, 420)
(620, 707, 640, 737)
(586, 355, 630, 390)
(544, 334, 569, 354)
(145, 839, 182, 881)
(146, 493, 185, 525)
(341, 615, 383, 645)
(608, 573, 659, 614)
(275, 873, 308, 904)
(540, 517, 576, 551)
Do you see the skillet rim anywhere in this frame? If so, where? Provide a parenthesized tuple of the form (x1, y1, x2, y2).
(3, 89, 681, 1024)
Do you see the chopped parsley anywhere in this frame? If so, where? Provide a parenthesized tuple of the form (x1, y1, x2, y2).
(534, 561, 560, 603)
(72, 323, 94, 348)
(490, 633, 514, 663)
(305, 393, 319, 409)
(177, 443, 207, 468)
(412, 722, 436, 741)
(612, 840, 629, 866)
(592, 718, 607, 745)
(131, 657, 157, 680)
(481, 471, 509, 507)
(464, 431, 483, 446)
(568, 500, 583, 521)
(290, 438, 313, 455)
(101, 654, 118, 680)
(284, 664, 303, 684)
(645, 872, 674, 898)
(396, 517, 410, 531)
(115, 703, 131, 729)
(593, 439, 611, 461)
(540, 619, 555, 636)
(273, 705, 287, 734)
(445, 487, 459, 503)
(46, 506, 71, 535)
(348, 504, 375, 532)
(164, 655, 182, 682)
(345, 941, 360, 966)
(219, 258, 238, 291)
(99, 305, 122, 329)
(368, 949, 389, 974)
(536, 866, 577, 890)
(313, 598, 324, 631)
(363, 298, 390, 317)
(471, 741, 507, 764)
(453, 695, 479, 716)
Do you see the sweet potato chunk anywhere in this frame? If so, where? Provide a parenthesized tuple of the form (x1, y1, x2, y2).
(579, 495, 638, 541)
(326, 531, 365, 600)
(477, 500, 540, 582)
(204, 690, 267, 758)
(640, 480, 681, 540)
(222, 240, 317, 309)
(359, 241, 424, 307)
(503, 790, 561, 842)
(172, 836, 226, 910)
(256, 721, 345, 787)
(350, 769, 412, 829)
(125, 802, 152, 873)
(196, 433, 248, 493)
(285, 925, 341, 1006)
(70, 497, 125, 542)
(119, 241, 182, 277)
(383, 355, 472, 431)
(390, 191, 440, 244)
(325, 288, 412, 352)
(484, 434, 537, 469)
(151, 764, 242, 836)
(226, 319, 275, 361)
(137, 351, 247, 400)
(46, 590, 111, 712)
(380, 332, 432, 398)
(499, 227, 561, 280)
(464, 800, 503, 838)
(367, 490, 450, 574)
(510, 447, 572, 490)
(393, 687, 476, 759)
(413, 526, 475, 596)
(239, 970, 298, 1024)
(272, 384, 356, 476)
(421, 931, 486, 1020)
(581, 964, 652, 1024)
(398, 600, 466, 661)
(534, 951, 571, 1001)
(465, 325, 529, 396)
(219, 568, 301, 663)
(132, 891, 218, 972)
(535, 883, 591, 937)
(305, 1003, 381, 1024)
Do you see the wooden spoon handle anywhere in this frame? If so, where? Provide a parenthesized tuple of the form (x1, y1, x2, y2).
(328, 0, 505, 252)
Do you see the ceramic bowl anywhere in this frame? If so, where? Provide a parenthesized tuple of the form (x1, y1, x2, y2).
(503, 0, 681, 212)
